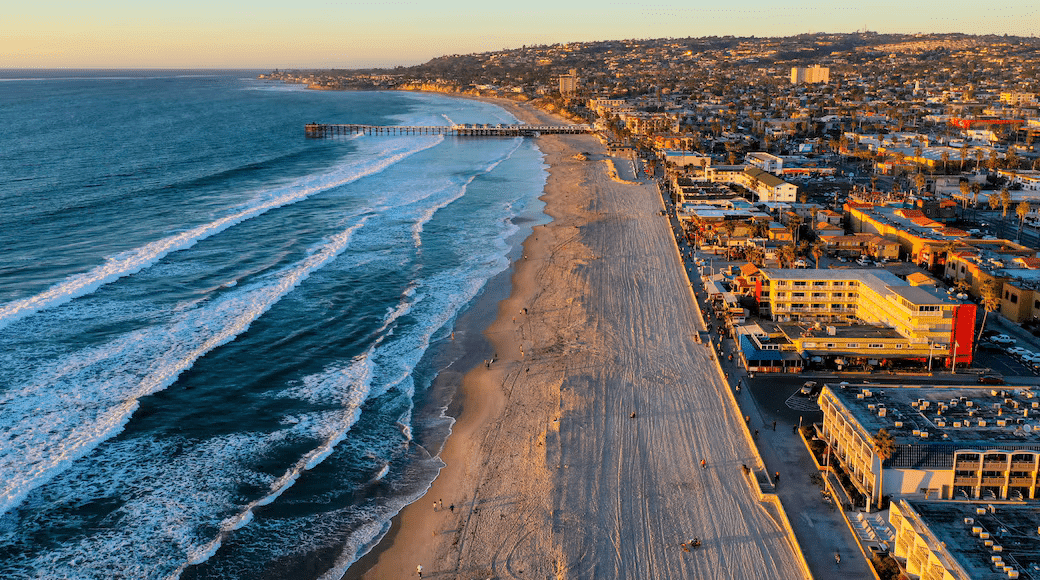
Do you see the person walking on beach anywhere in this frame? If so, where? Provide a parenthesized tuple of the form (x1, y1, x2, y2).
(416, 564, 423, 577)
(700, 458, 707, 469)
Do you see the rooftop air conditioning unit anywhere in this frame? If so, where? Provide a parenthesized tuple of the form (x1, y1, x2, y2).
(879, 408, 887, 417)
(979, 420, 988, 427)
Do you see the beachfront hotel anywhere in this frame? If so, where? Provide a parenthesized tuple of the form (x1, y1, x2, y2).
(818, 385, 1040, 508)
(888, 499, 1040, 579)
(737, 268, 976, 373)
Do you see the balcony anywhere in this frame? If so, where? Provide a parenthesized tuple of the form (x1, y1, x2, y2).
(982, 461, 1009, 471)
(981, 477, 1007, 486)
(953, 477, 979, 486)
(1011, 462, 1036, 471)
(1009, 477, 1035, 486)
(955, 461, 981, 470)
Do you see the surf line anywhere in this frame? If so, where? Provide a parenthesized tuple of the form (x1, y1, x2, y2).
(0, 137, 443, 331)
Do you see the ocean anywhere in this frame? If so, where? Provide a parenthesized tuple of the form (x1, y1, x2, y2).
(0, 70, 548, 579)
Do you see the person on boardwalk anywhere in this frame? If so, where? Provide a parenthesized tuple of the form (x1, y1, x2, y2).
(774, 471, 781, 485)
(700, 458, 707, 469)
(416, 564, 423, 578)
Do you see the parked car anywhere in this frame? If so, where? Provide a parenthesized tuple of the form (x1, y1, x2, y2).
(800, 381, 817, 395)
(991, 334, 1016, 345)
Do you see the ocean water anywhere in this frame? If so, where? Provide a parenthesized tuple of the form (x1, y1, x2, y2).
(0, 70, 548, 579)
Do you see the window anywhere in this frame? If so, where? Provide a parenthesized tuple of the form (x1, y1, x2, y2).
(825, 343, 836, 348)
(776, 280, 787, 287)
(1011, 294, 1018, 304)
(833, 281, 845, 287)
(813, 281, 827, 286)
(919, 305, 940, 312)
(849, 293, 858, 299)
(812, 304, 825, 309)
(775, 292, 786, 298)
(847, 343, 859, 348)
(830, 304, 842, 310)
(812, 292, 826, 298)
(869, 343, 884, 348)
(832, 292, 843, 298)
(794, 281, 807, 287)
(793, 292, 805, 298)
(848, 281, 858, 287)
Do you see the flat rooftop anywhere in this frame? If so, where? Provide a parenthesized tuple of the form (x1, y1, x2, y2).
(778, 322, 904, 340)
(826, 385, 1040, 450)
(905, 500, 1040, 580)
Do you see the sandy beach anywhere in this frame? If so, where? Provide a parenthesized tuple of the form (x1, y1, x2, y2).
(348, 99, 805, 579)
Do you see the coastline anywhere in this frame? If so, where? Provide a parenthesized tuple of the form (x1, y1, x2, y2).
(344, 98, 579, 579)
(344, 90, 804, 579)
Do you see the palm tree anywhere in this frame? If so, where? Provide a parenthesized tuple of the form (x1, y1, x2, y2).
(971, 183, 982, 221)
(811, 241, 825, 267)
(787, 215, 803, 244)
(874, 429, 895, 462)
(873, 428, 896, 509)
(914, 172, 927, 197)
(959, 180, 971, 214)
(940, 150, 950, 174)
(975, 279, 1002, 348)
(1000, 188, 1012, 236)
(1017, 201, 1031, 241)
(988, 192, 1001, 213)
(777, 243, 796, 269)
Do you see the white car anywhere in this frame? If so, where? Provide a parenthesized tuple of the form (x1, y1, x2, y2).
(991, 334, 1016, 345)
(1008, 346, 1028, 356)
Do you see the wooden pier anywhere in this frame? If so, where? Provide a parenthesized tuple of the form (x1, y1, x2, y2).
(305, 123, 594, 138)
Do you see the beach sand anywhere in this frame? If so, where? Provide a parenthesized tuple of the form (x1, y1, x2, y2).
(348, 100, 804, 579)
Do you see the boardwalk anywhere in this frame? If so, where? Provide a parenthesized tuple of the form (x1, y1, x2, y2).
(305, 123, 594, 138)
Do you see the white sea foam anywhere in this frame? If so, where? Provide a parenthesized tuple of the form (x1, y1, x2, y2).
(164, 303, 399, 578)
(0, 218, 369, 517)
(0, 136, 441, 331)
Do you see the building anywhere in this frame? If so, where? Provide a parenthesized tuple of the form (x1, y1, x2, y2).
(745, 152, 784, 174)
(790, 65, 830, 84)
(707, 166, 797, 203)
(889, 500, 1040, 580)
(819, 385, 1040, 510)
(943, 243, 1040, 324)
(756, 268, 976, 367)
(558, 69, 578, 95)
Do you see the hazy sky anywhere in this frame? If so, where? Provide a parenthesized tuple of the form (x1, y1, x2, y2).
(4, 1, 1039, 69)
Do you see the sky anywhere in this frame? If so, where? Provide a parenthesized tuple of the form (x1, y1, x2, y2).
(3, 1, 1039, 70)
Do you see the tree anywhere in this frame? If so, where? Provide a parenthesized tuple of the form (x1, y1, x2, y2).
(914, 172, 927, 196)
(787, 215, 803, 244)
(777, 243, 796, 269)
(940, 150, 950, 174)
(959, 180, 971, 214)
(975, 279, 1002, 348)
(1017, 201, 1031, 241)
(811, 241, 825, 267)
(873, 429, 896, 462)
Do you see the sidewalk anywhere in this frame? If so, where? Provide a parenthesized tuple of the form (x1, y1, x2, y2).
(704, 306, 874, 579)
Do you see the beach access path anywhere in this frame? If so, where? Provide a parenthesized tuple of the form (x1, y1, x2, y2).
(352, 101, 803, 579)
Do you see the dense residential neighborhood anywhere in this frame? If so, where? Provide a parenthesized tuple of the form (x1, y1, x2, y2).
(268, 33, 1040, 580)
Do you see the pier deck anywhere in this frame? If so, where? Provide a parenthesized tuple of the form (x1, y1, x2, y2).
(305, 123, 594, 138)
